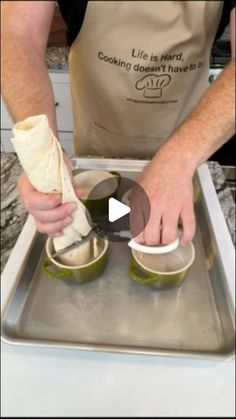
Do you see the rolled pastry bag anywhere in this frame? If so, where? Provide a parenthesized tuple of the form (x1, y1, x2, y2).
(11, 114, 99, 266)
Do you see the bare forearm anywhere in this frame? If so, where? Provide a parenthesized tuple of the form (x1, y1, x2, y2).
(157, 59, 235, 174)
(2, 32, 58, 135)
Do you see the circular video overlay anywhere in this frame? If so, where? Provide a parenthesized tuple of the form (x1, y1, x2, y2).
(85, 174, 151, 242)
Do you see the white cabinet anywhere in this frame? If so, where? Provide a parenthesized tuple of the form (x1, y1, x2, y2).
(1, 70, 75, 156)
(1, 97, 13, 130)
(49, 71, 75, 156)
(49, 71, 73, 133)
(1, 98, 14, 152)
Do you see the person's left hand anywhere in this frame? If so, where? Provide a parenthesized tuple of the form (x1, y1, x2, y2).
(129, 148, 196, 246)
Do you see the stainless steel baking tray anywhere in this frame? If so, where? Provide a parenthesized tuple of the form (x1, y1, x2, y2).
(1, 159, 235, 360)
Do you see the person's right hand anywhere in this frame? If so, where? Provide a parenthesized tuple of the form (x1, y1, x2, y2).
(17, 171, 81, 237)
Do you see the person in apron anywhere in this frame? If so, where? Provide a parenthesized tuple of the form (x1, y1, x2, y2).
(2, 1, 235, 245)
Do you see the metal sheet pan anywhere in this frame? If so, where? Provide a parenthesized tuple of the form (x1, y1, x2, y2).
(1, 159, 235, 360)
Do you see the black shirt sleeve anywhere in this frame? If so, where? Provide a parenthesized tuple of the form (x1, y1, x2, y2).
(214, 0, 235, 40)
(57, 0, 88, 47)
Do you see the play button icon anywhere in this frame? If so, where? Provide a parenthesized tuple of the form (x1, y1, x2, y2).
(108, 198, 131, 222)
(83, 173, 151, 242)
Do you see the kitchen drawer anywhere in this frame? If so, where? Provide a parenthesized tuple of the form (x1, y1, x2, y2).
(1, 72, 74, 154)
(1, 130, 14, 152)
(1, 129, 74, 156)
(1, 97, 13, 130)
(1, 71, 73, 133)
(49, 71, 73, 132)
(58, 131, 75, 156)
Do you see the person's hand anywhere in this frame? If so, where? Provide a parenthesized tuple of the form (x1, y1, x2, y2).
(17, 154, 83, 237)
(129, 149, 196, 246)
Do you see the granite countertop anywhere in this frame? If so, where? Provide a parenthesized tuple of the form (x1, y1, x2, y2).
(1, 153, 28, 272)
(1, 152, 235, 273)
(46, 47, 69, 71)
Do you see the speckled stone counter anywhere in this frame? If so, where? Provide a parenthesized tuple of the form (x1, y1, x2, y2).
(1, 152, 235, 273)
(207, 161, 235, 246)
(1, 153, 28, 272)
(46, 47, 69, 71)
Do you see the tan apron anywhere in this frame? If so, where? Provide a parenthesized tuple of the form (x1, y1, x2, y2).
(68, 1, 223, 158)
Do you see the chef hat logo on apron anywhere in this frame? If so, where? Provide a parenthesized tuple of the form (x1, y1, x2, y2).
(135, 74, 171, 99)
